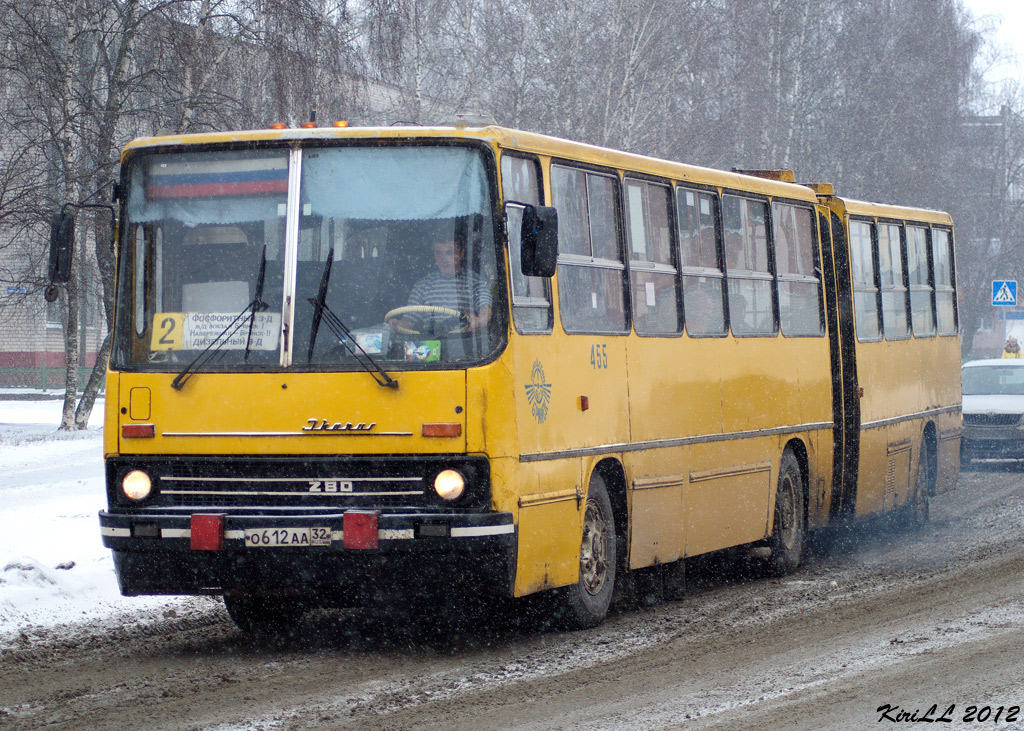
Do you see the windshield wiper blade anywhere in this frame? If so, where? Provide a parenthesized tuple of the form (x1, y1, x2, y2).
(171, 249, 270, 391)
(307, 247, 334, 363)
(244, 245, 268, 362)
(170, 301, 268, 391)
(307, 297, 398, 389)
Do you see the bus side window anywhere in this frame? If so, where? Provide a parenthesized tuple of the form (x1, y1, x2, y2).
(501, 154, 552, 333)
(849, 220, 881, 342)
(932, 228, 957, 336)
(626, 178, 679, 335)
(678, 188, 726, 336)
(772, 202, 823, 336)
(723, 194, 774, 336)
(552, 164, 627, 334)
(878, 223, 909, 339)
(907, 225, 935, 337)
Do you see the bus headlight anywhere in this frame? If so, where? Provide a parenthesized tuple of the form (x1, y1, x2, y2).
(434, 469, 465, 501)
(122, 469, 153, 502)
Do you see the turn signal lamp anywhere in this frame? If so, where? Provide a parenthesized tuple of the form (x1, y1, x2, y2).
(121, 470, 152, 502)
(434, 470, 465, 501)
(422, 423, 461, 437)
(122, 423, 155, 438)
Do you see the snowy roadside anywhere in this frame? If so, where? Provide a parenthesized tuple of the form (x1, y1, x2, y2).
(0, 399, 208, 647)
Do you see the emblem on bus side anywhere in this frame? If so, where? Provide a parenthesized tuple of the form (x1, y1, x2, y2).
(524, 359, 552, 424)
(302, 419, 377, 432)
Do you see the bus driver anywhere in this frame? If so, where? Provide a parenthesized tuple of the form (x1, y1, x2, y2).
(394, 236, 492, 335)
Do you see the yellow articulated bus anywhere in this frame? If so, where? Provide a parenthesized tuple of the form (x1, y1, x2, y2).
(48, 123, 960, 632)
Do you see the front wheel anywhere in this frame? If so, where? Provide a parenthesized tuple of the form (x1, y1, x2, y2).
(769, 450, 806, 574)
(556, 472, 616, 630)
(223, 594, 306, 636)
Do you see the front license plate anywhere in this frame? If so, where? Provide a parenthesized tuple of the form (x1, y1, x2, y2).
(244, 527, 331, 547)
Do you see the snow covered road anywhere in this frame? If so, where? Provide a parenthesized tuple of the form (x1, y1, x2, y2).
(4, 398, 1024, 730)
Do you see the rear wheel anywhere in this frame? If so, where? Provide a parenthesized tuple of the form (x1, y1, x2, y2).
(903, 443, 931, 530)
(769, 450, 805, 574)
(556, 472, 616, 630)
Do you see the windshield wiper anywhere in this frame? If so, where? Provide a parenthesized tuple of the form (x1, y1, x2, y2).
(307, 300, 399, 389)
(171, 246, 269, 391)
(307, 247, 334, 363)
(306, 250, 397, 388)
(244, 246, 268, 361)
(306, 288, 397, 390)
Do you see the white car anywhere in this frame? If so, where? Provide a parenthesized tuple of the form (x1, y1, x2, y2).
(961, 358, 1024, 464)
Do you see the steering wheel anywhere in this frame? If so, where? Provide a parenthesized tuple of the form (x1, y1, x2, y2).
(384, 305, 470, 335)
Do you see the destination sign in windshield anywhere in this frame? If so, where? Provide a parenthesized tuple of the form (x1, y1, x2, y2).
(151, 312, 280, 351)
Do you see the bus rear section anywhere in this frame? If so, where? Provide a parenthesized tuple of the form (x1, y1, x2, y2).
(816, 191, 961, 524)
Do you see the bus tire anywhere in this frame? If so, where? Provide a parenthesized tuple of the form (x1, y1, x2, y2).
(769, 450, 805, 574)
(223, 594, 303, 636)
(903, 444, 931, 530)
(557, 472, 616, 630)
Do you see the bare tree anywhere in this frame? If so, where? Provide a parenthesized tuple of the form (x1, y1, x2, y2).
(0, 0, 140, 428)
(952, 99, 1024, 358)
(0, 0, 366, 428)
(0, 0, 1006, 408)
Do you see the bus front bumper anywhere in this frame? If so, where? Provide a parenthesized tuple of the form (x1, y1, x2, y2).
(99, 510, 516, 599)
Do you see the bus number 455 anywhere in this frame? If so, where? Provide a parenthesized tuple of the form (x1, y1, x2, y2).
(590, 343, 608, 369)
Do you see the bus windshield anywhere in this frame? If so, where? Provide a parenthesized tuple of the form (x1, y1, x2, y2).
(113, 143, 502, 372)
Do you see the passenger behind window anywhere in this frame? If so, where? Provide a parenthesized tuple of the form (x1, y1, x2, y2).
(729, 291, 750, 333)
(685, 282, 725, 335)
(724, 230, 744, 270)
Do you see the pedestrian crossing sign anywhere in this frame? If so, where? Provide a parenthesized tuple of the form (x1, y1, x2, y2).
(993, 280, 1018, 306)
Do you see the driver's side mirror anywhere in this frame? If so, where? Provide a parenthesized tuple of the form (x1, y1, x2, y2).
(520, 204, 557, 278)
(46, 211, 75, 301)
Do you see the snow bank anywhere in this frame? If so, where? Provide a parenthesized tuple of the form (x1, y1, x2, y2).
(0, 398, 192, 644)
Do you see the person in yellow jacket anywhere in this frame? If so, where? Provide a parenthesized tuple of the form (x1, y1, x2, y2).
(1002, 336, 1022, 358)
